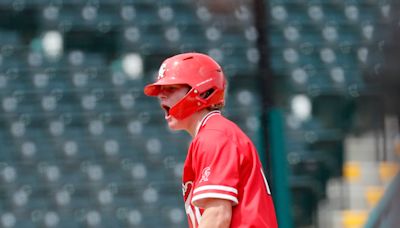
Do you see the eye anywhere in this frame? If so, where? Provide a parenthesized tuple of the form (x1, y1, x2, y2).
(166, 86, 178, 91)
(161, 85, 180, 93)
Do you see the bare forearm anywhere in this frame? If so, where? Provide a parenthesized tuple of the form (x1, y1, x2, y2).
(199, 207, 231, 228)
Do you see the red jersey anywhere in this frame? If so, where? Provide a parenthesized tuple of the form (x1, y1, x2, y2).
(182, 111, 278, 228)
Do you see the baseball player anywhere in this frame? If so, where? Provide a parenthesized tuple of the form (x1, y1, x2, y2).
(144, 53, 278, 228)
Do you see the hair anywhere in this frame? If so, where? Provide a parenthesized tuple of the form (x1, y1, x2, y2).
(200, 87, 225, 111)
(207, 103, 224, 111)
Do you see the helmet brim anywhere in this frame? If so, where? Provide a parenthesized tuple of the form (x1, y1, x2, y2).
(143, 83, 161, 96)
(144, 79, 188, 96)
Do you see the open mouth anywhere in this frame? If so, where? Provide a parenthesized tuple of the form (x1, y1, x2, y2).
(161, 105, 171, 117)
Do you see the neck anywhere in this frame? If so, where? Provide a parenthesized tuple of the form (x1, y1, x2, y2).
(186, 109, 214, 138)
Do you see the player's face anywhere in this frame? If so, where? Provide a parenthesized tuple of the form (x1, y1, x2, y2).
(158, 84, 191, 130)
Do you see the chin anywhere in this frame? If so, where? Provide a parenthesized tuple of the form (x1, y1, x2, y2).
(168, 117, 189, 131)
(167, 118, 183, 131)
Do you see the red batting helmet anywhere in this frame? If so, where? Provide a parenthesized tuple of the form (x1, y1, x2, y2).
(144, 52, 226, 119)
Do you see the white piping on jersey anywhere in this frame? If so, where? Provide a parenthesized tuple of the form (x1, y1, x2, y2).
(186, 203, 196, 227)
(192, 192, 239, 205)
(184, 181, 196, 227)
(194, 110, 221, 136)
(195, 207, 202, 225)
(260, 168, 272, 195)
(193, 185, 238, 194)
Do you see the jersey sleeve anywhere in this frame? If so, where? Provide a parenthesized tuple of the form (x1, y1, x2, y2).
(191, 130, 240, 208)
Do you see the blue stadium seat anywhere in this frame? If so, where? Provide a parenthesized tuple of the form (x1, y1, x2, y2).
(0, 164, 17, 187)
(41, 4, 120, 31)
(117, 208, 145, 227)
(4, 0, 384, 227)
(0, 211, 17, 228)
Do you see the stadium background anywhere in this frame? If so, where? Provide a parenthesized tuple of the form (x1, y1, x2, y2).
(0, 0, 399, 227)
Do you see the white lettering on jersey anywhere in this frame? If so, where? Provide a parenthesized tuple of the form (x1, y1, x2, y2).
(199, 167, 211, 183)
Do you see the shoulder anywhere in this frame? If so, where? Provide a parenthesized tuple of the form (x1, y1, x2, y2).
(191, 115, 244, 152)
(199, 115, 249, 143)
(192, 129, 232, 151)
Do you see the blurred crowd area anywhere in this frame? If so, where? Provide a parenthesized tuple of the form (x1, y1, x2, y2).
(0, 0, 398, 227)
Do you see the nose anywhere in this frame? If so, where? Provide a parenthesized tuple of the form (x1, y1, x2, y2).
(157, 90, 168, 101)
(157, 90, 166, 99)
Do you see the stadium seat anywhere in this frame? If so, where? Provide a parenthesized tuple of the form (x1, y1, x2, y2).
(0, 0, 391, 227)
(0, 164, 17, 189)
(364, 185, 384, 208)
(379, 162, 399, 184)
(0, 211, 17, 228)
(341, 209, 368, 228)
